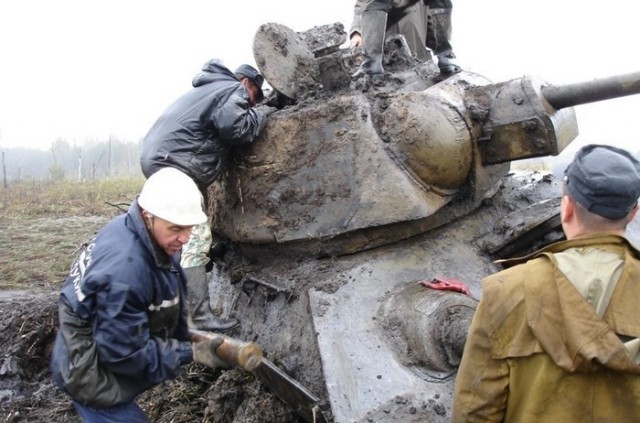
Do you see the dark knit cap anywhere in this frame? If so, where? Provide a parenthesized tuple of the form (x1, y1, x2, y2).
(235, 64, 264, 101)
(564, 144, 640, 219)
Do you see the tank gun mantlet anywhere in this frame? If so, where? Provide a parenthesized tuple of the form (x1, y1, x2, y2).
(470, 71, 640, 165)
(467, 76, 578, 165)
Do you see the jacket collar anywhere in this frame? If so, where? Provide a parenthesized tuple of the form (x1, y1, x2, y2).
(497, 233, 640, 268)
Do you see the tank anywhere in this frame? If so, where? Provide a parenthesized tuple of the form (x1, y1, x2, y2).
(203, 22, 640, 422)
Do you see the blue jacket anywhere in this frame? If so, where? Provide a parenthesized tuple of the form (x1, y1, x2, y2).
(51, 199, 193, 408)
(139, 59, 268, 188)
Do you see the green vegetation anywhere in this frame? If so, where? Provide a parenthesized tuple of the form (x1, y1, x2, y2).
(1, 177, 144, 219)
(0, 177, 144, 290)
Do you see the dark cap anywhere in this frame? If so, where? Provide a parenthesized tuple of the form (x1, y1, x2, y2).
(564, 144, 640, 219)
(235, 64, 264, 101)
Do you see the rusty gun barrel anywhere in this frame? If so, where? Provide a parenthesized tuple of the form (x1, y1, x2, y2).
(541, 71, 640, 110)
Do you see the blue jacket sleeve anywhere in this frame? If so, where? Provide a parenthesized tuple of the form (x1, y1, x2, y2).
(92, 278, 192, 385)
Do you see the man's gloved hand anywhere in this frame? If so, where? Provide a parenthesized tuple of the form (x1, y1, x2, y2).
(257, 105, 278, 117)
(192, 335, 230, 369)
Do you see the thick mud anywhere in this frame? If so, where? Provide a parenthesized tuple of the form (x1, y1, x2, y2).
(0, 292, 75, 422)
(0, 290, 302, 423)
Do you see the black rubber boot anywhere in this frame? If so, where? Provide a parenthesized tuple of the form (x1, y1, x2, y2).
(437, 51, 461, 75)
(426, 7, 462, 76)
(183, 265, 239, 332)
(352, 10, 388, 78)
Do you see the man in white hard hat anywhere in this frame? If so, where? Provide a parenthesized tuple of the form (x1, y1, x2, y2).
(51, 168, 232, 422)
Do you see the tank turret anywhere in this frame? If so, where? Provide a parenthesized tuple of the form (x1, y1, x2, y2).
(203, 22, 640, 422)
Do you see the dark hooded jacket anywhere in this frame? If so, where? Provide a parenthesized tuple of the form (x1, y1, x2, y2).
(140, 59, 267, 188)
(50, 199, 193, 408)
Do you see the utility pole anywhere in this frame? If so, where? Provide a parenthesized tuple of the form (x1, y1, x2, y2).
(1, 127, 6, 188)
(77, 147, 82, 181)
(127, 142, 132, 176)
(2, 151, 6, 189)
(108, 134, 112, 178)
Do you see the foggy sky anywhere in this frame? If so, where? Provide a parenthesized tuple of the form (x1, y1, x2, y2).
(0, 0, 638, 159)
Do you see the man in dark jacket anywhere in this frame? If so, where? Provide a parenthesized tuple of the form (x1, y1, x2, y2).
(351, 0, 460, 77)
(51, 167, 231, 422)
(140, 59, 276, 332)
(453, 144, 640, 422)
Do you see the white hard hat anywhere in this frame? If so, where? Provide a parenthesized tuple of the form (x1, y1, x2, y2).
(138, 167, 208, 226)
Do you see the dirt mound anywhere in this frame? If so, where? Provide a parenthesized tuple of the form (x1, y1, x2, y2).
(0, 292, 76, 422)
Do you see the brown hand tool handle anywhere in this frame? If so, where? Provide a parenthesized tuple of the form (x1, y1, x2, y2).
(189, 328, 263, 371)
(215, 338, 263, 371)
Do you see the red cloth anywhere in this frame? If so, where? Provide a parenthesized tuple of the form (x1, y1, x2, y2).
(419, 277, 470, 295)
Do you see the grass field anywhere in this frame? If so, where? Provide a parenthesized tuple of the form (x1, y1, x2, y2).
(0, 177, 145, 290)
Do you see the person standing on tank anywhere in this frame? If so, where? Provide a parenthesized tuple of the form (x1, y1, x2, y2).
(140, 59, 277, 332)
(350, 0, 461, 77)
(453, 144, 640, 422)
(51, 168, 233, 422)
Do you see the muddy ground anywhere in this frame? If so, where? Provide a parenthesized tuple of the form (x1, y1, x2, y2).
(0, 286, 301, 423)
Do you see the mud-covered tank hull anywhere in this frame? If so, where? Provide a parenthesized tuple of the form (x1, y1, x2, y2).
(208, 171, 563, 422)
(203, 22, 640, 422)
